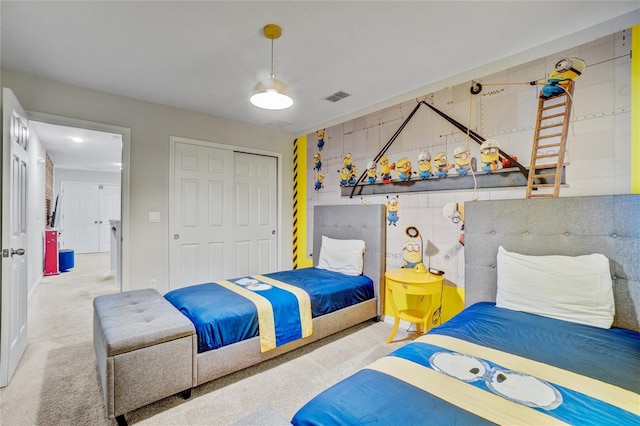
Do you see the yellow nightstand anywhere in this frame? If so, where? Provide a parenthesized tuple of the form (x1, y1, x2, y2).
(385, 268, 443, 343)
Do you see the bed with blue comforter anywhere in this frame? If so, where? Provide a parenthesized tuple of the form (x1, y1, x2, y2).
(165, 267, 374, 353)
(292, 302, 640, 425)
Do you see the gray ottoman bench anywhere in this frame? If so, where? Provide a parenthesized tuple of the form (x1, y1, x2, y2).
(93, 289, 196, 425)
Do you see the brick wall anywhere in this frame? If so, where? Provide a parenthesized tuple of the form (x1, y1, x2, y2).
(45, 153, 54, 228)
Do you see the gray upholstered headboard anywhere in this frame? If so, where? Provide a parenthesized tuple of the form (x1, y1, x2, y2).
(313, 204, 386, 318)
(465, 195, 640, 331)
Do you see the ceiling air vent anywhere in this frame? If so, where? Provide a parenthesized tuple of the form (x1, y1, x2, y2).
(325, 91, 351, 103)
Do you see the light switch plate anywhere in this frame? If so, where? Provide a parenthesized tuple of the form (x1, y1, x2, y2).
(148, 211, 161, 223)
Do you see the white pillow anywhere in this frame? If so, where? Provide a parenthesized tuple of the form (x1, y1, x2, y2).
(496, 246, 614, 328)
(317, 236, 366, 276)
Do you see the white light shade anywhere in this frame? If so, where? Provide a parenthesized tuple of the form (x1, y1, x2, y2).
(250, 74, 293, 110)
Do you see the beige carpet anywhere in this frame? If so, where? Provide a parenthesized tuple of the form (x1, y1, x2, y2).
(0, 253, 414, 425)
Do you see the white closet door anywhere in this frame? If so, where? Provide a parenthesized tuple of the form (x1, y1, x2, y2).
(171, 142, 234, 289)
(233, 152, 278, 277)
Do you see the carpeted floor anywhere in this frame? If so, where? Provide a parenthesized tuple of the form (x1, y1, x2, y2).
(0, 253, 414, 425)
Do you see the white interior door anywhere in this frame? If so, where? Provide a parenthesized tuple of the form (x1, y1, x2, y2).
(171, 142, 234, 289)
(60, 182, 120, 253)
(1, 88, 29, 387)
(60, 182, 99, 253)
(233, 152, 278, 276)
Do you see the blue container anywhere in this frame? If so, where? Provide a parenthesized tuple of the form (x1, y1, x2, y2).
(59, 249, 75, 272)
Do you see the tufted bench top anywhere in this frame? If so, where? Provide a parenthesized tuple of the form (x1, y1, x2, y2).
(94, 288, 195, 357)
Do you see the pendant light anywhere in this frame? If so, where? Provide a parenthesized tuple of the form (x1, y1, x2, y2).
(250, 24, 293, 110)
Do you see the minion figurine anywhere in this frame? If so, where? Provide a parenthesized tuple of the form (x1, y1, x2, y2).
(316, 129, 326, 151)
(313, 151, 322, 171)
(402, 239, 422, 269)
(366, 160, 377, 184)
(453, 146, 472, 176)
(541, 57, 585, 99)
(379, 156, 395, 184)
(480, 139, 500, 173)
(386, 195, 399, 226)
(338, 166, 351, 187)
(417, 150, 432, 180)
(434, 152, 453, 178)
(314, 171, 325, 191)
(395, 157, 414, 181)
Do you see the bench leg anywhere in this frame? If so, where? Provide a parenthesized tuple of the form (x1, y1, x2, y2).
(180, 388, 192, 400)
(116, 414, 127, 426)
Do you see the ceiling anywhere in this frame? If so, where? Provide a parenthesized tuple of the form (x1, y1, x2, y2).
(2, 1, 639, 170)
(29, 121, 123, 173)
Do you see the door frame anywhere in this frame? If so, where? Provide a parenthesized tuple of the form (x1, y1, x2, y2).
(169, 136, 284, 286)
(28, 111, 131, 291)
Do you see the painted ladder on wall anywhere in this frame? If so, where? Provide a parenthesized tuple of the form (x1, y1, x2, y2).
(526, 80, 574, 198)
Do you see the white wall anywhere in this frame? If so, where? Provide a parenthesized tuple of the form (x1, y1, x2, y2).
(26, 128, 46, 297)
(54, 168, 121, 197)
(1, 70, 295, 294)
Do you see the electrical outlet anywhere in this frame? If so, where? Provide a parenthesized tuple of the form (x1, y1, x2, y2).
(149, 279, 157, 289)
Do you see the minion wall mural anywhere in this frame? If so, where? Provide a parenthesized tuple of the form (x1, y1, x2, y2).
(366, 160, 377, 184)
(417, 150, 432, 180)
(313, 151, 322, 171)
(453, 146, 472, 176)
(316, 129, 326, 151)
(395, 157, 414, 181)
(434, 152, 454, 178)
(312, 130, 326, 192)
(386, 195, 399, 226)
(541, 57, 585, 99)
(480, 139, 500, 173)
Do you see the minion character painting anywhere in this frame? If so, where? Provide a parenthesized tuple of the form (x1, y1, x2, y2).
(342, 152, 354, 172)
(402, 238, 422, 269)
(480, 139, 500, 173)
(366, 160, 377, 184)
(395, 157, 414, 181)
(386, 195, 399, 226)
(417, 150, 432, 180)
(453, 146, 472, 176)
(541, 57, 585, 99)
(434, 152, 454, 178)
(313, 151, 322, 171)
(379, 156, 395, 184)
(316, 129, 326, 151)
(338, 166, 351, 187)
(314, 171, 325, 191)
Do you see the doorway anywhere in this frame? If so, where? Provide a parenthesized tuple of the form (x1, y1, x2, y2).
(27, 112, 130, 291)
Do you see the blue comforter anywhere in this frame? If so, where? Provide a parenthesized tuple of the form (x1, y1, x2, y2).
(165, 268, 374, 353)
(292, 303, 640, 425)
